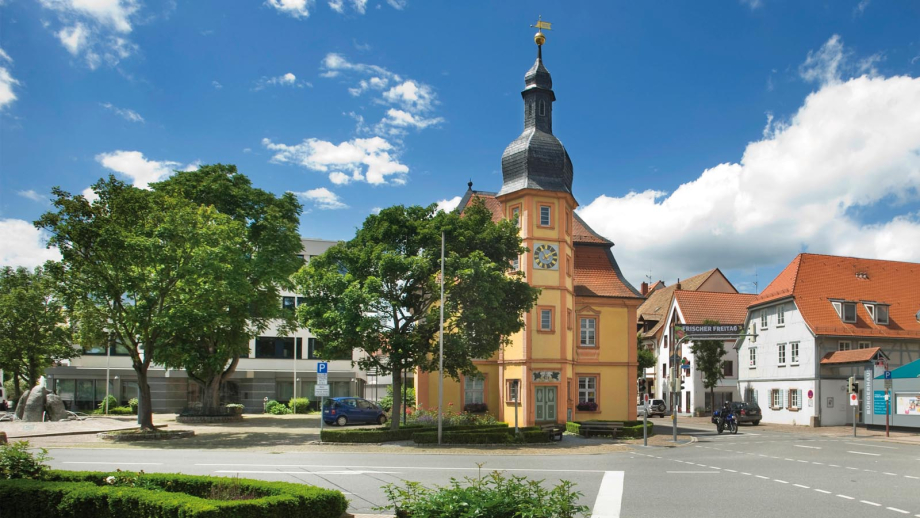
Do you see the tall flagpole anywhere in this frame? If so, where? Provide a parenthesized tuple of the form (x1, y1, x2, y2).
(438, 231, 445, 445)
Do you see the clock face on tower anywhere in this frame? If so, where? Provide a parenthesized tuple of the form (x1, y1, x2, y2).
(533, 243, 559, 270)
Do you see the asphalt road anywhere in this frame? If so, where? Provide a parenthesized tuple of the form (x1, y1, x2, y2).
(44, 422, 920, 517)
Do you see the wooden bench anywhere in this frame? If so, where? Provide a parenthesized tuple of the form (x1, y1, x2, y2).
(578, 421, 623, 438)
(539, 423, 565, 441)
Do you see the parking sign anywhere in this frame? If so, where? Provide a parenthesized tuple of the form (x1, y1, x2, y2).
(317, 362, 328, 374)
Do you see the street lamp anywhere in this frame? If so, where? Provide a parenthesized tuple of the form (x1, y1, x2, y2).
(104, 343, 111, 416)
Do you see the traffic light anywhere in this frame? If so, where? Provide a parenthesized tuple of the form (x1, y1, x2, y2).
(638, 379, 647, 393)
(680, 378, 686, 391)
(847, 376, 855, 394)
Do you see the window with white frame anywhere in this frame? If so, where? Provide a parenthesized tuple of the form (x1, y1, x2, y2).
(771, 389, 782, 409)
(777, 343, 786, 365)
(875, 304, 889, 325)
(865, 303, 875, 320)
(464, 376, 484, 404)
(777, 305, 785, 326)
(506, 379, 520, 402)
(842, 302, 857, 323)
(839, 341, 852, 351)
(761, 310, 768, 329)
(832, 301, 842, 317)
(858, 341, 871, 349)
(578, 376, 597, 403)
(789, 389, 801, 409)
(790, 342, 800, 364)
(540, 309, 553, 331)
(749, 347, 757, 367)
(511, 256, 519, 271)
(539, 205, 551, 226)
(580, 317, 596, 347)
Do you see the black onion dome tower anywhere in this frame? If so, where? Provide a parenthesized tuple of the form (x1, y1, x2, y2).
(498, 40, 574, 196)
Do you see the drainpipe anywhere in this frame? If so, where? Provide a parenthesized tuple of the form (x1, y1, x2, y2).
(814, 337, 821, 427)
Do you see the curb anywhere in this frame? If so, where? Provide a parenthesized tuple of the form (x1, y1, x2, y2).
(6, 423, 168, 439)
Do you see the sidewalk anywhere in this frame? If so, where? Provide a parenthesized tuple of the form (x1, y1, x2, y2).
(661, 415, 920, 445)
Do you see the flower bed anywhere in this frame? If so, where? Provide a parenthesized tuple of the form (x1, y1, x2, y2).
(176, 414, 243, 424)
(0, 470, 348, 518)
(412, 426, 549, 445)
(98, 429, 195, 442)
(565, 420, 653, 438)
(320, 424, 511, 444)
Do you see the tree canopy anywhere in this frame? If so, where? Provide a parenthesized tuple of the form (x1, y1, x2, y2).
(149, 165, 303, 413)
(36, 176, 252, 429)
(0, 264, 76, 403)
(294, 200, 540, 429)
(689, 319, 728, 411)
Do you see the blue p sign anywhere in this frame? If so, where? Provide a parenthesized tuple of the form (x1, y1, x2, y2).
(317, 362, 328, 374)
(884, 370, 892, 379)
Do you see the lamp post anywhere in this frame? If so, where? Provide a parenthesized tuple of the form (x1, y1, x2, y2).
(104, 343, 111, 416)
(437, 231, 445, 446)
(292, 342, 298, 414)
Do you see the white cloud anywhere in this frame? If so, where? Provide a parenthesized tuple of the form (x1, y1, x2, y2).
(351, 0, 367, 13)
(17, 190, 44, 202)
(263, 136, 408, 185)
(101, 102, 144, 122)
(854, 0, 871, 16)
(38, 0, 141, 69)
(328, 0, 343, 13)
(386, 0, 407, 9)
(371, 207, 382, 214)
(798, 34, 882, 86)
(579, 54, 920, 285)
(212, 80, 223, 89)
(382, 80, 435, 113)
(293, 187, 347, 209)
(381, 108, 443, 130)
(0, 47, 19, 110)
(81, 186, 99, 203)
(0, 219, 62, 268)
(435, 196, 461, 213)
(266, 0, 313, 19)
(95, 150, 180, 188)
(254, 72, 311, 90)
(739, 0, 762, 9)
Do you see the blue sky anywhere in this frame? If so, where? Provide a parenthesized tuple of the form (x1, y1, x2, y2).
(2, 0, 920, 293)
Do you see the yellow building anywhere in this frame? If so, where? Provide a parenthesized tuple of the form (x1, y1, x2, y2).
(416, 37, 644, 425)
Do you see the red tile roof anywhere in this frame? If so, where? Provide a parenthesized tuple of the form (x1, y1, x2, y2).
(752, 254, 920, 339)
(637, 269, 720, 322)
(573, 246, 642, 298)
(820, 347, 887, 365)
(674, 291, 758, 325)
(573, 213, 612, 245)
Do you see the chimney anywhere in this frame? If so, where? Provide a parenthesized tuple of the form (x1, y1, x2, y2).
(640, 282, 649, 296)
(676, 277, 682, 290)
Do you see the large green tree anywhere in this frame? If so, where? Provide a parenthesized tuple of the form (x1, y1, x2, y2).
(36, 177, 250, 429)
(294, 200, 539, 429)
(689, 319, 728, 412)
(150, 165, 303, 413)
(0, 264, 77, 402)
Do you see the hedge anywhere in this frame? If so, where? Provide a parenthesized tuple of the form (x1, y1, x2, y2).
(320, 423, 511, 444)
(565, 421, 654, 439)
(412, 426, 550, 445)
(0, 470, 348, 518)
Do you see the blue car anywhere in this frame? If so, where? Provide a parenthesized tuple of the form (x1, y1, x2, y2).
(322, 397, 387, 426)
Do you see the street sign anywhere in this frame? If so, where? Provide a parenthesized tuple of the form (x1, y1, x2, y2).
(849, 393, 858, 406)
(674, 324, 743, 337)
(884, 379, 893, 389)
(883, 370, 892, 379)
(314, 384, 330, 397)
(317, 373, 328, 386)
(643, 393, 650, 404)
(807, 389, 814, 399)
(317, 362, 328, 374)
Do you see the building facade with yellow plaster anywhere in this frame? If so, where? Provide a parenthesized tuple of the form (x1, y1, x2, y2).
(416, 36, 644, 426)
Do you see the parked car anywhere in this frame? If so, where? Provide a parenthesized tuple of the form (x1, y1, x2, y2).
(643, 399, 667, 418)
(322, 397, 387, 426)
(711, 401, 762, 426)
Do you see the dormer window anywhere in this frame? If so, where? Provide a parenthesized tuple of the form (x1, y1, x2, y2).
(842, 302, 856, 323)
(875, 304, 890, 325)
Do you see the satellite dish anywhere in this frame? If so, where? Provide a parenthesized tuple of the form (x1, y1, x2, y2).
(916, 309, 920, 322)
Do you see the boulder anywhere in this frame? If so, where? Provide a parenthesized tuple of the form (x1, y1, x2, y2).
(22, 386, 49, 422)
(15, 389, 31, 420)
(45, 394, 67, 421)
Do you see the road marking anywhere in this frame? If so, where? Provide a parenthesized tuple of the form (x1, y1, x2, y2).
(590, 471, 624, 518)
(829, 464, 841, 467)
(815, 489, 832, 494)
(864, 469, 877, 472)
(847, 451, 881, 457)
(756, 475, 770, 480)
(794, 445, 821, 449)
(905, 475, 919, 480)
(886, 508, 909, 514)
(837, 495, 855, 500)
(740, 472, 751, 476)
(666, 471, 720, 474)
(861, 501, 882, 507)
(723, 469, 737, 473)
(812, 462, 824, 465)
(708, 466, 722, 470)
(793, 484, 809, 489)
(845, 443, 897, 449)
(61, 461, 163, 466)
(774, 479, 789, 484)
(215, 470, 400, 475)
(883, 472, 897, 476)
(846, 467, 859, 470)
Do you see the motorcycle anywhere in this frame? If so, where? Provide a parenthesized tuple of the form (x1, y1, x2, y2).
(714, 409, 738, 434)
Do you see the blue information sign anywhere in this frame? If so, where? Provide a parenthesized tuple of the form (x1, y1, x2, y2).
(873, 391, 888, 415)
(884, 370, 892, 379)
(317, 362, 328, 374)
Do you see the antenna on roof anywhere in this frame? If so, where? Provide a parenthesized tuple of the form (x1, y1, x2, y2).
(753, 269, 758, 294)
(645, 271, 652, 284)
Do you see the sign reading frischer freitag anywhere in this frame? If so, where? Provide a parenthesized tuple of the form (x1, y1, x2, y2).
(675, 324, 743, 336)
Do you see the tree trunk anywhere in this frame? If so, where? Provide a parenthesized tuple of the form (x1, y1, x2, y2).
(199, 378, 222, 415)
(12, 373, 23, 404)
(390, 371, 402, 431)
(135, 367, 155, 431)
(710, 386, 715, 415)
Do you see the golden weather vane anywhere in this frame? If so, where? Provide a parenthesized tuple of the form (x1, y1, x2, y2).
(530, 15, 552, 46)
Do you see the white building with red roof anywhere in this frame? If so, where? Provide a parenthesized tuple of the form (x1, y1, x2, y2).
(736, 253, 920, 426)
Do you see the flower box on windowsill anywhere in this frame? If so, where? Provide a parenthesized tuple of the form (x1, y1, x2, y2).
(576, 402, 598, 412)
(463, 403, 488, 413)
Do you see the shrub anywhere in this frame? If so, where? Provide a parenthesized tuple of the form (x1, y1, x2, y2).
(564, 421, 653, 439)
(287, 398, 310, 414)
(0, 441, 50, 480)
(321, 424, 512, 444)
(406, 407, 499, 427)
(128, 398, 138, 414)
(411, 425, 549, 445)
(379, 386, 415, 412)
(97, 395, 118, 412)
(265, 400, 291, 415)
(0, 469, 349, 518)
(376, 469, 587, 518)
(575, 401, 598, 412)
(92, 406, 135, 416)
